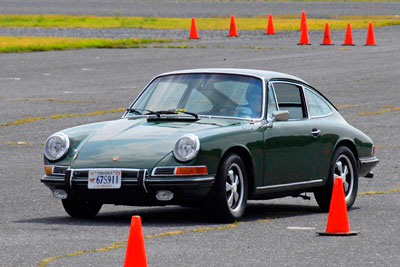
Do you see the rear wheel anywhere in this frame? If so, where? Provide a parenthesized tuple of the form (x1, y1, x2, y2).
(211, 154, 248, 222)
(62, 199, 102, 218)
(314, 146, 358, 211)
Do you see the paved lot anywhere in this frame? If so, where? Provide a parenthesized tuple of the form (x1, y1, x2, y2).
(1, 2, 400, 266)
(2, 0, 400, 17)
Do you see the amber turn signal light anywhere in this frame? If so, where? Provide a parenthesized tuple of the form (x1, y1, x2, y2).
(44, 165, 53, 175)
(175, 166, 208, 176)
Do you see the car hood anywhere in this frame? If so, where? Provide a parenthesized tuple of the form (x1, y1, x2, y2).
(70, 117, 239, 170)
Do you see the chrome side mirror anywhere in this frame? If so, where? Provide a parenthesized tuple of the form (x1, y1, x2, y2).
(272, 110, 289, 121)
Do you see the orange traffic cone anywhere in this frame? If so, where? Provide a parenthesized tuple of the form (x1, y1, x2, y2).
(318, 177, 358, 236)
(228, 15, 238, 37)
(266, 13, 275, 35)
(189, 17, 199, 39)
(298, 21, 310, 45)
(124, 216, 148, 267)
(300, 10, 307, 32)
(321, 23, 333, 45)
(343, 23, 355, 46)
(365, 22, 376, 46)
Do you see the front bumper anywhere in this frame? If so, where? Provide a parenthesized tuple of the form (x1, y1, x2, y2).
(359, 156, 379, 178)
(41, 168, 215, 205)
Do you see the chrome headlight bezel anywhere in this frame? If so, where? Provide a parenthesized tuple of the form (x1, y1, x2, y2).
(173, 134, 200, 162)
(44, 133, 70, 161)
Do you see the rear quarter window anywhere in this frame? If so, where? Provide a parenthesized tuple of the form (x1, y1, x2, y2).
(305, 89, 332, 117)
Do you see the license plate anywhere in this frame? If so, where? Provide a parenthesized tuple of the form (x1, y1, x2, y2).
(88, 169, 121, 189)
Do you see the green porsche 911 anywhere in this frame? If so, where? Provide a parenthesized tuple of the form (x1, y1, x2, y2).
(41, 69, 379, 222)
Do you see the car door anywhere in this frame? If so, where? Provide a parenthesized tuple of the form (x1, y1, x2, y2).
(262, 81, 321, 189)
(302, 86, 335, 181)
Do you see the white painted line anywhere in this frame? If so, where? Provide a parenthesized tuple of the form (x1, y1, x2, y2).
(43, 73, 51, 76)
(287, 226, 316, 230)
(0, 77, 21, 81)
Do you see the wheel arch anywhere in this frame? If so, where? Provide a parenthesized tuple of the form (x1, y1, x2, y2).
(334, 139, 359, 162)
(218, 146, 255, 196)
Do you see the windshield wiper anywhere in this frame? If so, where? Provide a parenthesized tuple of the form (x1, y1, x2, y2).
(126, 108, 163, 118)
(129, 108, 199, 119)
(125, 108, 142, 115)
(178, 111, 199, 119)
(155, 110, 199, 119)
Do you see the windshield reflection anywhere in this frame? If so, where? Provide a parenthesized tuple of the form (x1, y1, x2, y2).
(127, 73, 263, 119)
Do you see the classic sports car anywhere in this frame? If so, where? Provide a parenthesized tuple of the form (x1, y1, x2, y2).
(42, 68, 379, 221)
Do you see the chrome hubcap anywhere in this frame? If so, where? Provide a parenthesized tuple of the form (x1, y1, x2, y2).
(226, 163, 244, 212)
(335, 154, 354, 201)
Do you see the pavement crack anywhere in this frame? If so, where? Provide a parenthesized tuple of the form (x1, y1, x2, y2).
(37, 188, 400, 266)
(37, 221, 244, 267)
(358, 188, 400, 196)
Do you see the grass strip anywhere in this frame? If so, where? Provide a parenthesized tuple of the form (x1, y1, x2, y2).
(359, 106, 400, 116)
(1, 14, 400, 30)
(0, 108, 125, 127)
(0, 36, 177, 53)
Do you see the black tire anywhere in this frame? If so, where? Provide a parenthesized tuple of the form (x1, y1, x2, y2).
(314, 146, 358, 211)
(211, 154, 248, 222)
(62, 199, 102, 218)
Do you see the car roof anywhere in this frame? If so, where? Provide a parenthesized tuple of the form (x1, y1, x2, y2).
(160, 68, 309, 85)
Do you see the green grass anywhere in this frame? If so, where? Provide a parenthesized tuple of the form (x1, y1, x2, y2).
(1, 14, 400, 30)
(0, 36, 178, 53)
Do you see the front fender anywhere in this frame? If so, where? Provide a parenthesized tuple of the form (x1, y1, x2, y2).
(44, 121, 109, 166)
(154, 123, 264, 187)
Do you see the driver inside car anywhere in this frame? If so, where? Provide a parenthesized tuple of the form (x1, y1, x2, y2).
(240, 83, 262, 118)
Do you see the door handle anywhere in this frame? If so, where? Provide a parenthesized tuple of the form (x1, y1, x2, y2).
(311, 128, 321, 136)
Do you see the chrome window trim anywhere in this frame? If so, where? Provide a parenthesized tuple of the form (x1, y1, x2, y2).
(266, 83, 279, 119)
(126, 114, 263, 122)
(303, 87, 333, 119)
(123, 72, 267, 121)
(256, 179, 324, 190)
(269, 81, 309, 120)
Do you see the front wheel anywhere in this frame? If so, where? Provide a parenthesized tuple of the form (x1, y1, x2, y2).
(314, 146, 358, 211)
(62, 199, 102, 218)
(211, 154, 248, 222)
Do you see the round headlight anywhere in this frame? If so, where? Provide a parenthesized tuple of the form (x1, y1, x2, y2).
(173, 134, 200, 162)
(44, 133, 70, 161)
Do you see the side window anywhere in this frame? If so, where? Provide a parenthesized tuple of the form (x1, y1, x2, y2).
(267, 85, 278, 120)
(305, 89, 331, 117)
(273, 82, 306, 120)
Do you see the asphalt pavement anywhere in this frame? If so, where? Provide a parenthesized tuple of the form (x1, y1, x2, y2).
(1, 1, 400, 267)
(1, 0, 400, 17)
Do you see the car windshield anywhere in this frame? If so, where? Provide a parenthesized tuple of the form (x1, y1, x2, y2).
(128, 73, 263, 119)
